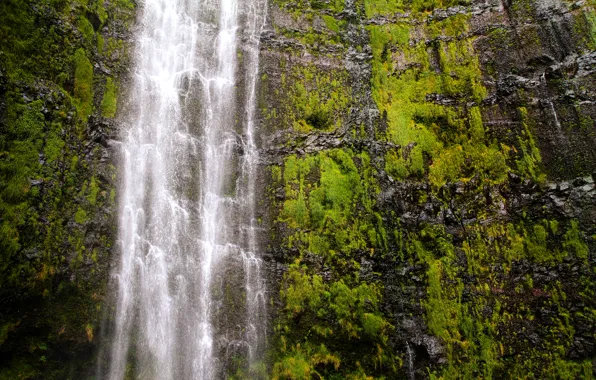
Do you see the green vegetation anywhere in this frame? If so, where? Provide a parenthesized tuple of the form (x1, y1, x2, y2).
(273, 0, 344, 15)
(266, 0, 595, 378)
(0, 98, 44, 287)
(322, 15, 340, 33)
(74, 48, 94, 121)
(265, 63, 352, 133)
(404, 219, 594, 378)
(364, 0, 471, 17)
(77, 15, 95, 44)
(0, 0, 594, 378)
(269, 0, 346, 49)
(101, 77, 118, 118)
(270, 150, 397, 378)
(279, 150, 386, 259)
(0, 0, 133, 377)
(515, 107, 545, 182)
(367, 15, 517, 189)
(272, 263, 398, 378)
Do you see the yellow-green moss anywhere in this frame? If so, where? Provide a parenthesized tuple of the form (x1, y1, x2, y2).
(288, 65, 351, 132)
(322, 15, 340, 33)
(515, 107, 546, 183)
(77, 15, 94, 44)
(405, 216, 595, 379)
(366, 13, 519, 188)
(273, 263, 399, 378)
(74, 48, 94, 121)
(271, 147, 396, 377)
(101, 77, 117, 118)
(279, 150, 386, 259)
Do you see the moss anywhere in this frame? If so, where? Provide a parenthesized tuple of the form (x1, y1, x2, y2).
(0, 99, 44, 203)
(77, 15, 94, 44)
(97, 34, 105, 55)
(286, 65, 351, 132)
(428, 144, 466, 187)
(273, 0, 343, 16)
(365, 0, 405, 17)
(101, 77, 117, 118)
(95, 0, 108, 25)
(86, 176, 100, 206)
(364, 0, 471, 16)
(427, 142, 508, 188)
(44, 131, 65, 164)
(563, 220, 589, 259)
(74, 48, 94, 121)
(0, 0, 133, 376)
(0, 360, 39, 380)
(271, 165, 282, 183)
(271, 146, 398, 377)
(0, 322, 18, 346)
(279, 150, 385, 259)
(272, 342, 340, 379)
(0, 98, 46, 284)
(112, 0, 135, 10)
(269, 0, 596, 378)
(514, 107, 546, 183)
(273, 263, 398, 377)
(322, 15, 340, 33)
(401, 216, 595, 378)
(366, 12, 523, 190)
(105, 37, 125, 60)
(385, 149, 409, 179)
(74, 207, 87, 225)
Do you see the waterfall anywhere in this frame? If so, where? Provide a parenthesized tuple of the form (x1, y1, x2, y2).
(104, 0, 267, 378)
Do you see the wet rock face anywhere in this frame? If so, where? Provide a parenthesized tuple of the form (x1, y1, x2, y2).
(0, 0, 595, 377)
(0, 0, 134, 377)
(471, 0, 596, 180)
(257, 0, 596, 377)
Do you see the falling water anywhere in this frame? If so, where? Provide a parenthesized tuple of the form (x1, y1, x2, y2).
(406, 343, 415, 380)
(104, 0, 267, 377)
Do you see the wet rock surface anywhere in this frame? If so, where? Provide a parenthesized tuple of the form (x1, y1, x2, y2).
(1, 0, 595, 377)
(0, 0, 134, 377)
(257, 0, 596, 377)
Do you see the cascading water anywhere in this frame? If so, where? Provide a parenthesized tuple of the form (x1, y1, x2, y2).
(103, 0, 267, 378)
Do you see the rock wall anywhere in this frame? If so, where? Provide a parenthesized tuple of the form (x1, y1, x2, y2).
(1, 0, 595, 378)
(257, 0, 596, 378)
(0, 1, 133, 378)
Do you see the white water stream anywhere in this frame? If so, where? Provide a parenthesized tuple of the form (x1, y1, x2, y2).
(105, 0, 267, 378)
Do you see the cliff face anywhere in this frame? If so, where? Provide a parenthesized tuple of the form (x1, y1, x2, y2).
(257, 0, 596, 377)
(0, 0, 595, 378)
(0, 0, 133, 378)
